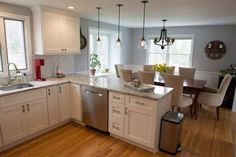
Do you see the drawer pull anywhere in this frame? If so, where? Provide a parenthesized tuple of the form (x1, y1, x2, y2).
(113, 109, 120, 114)
(27, 104, 30, 111)
(113, 96, 120, 100)
(112, 125, 119, 130)
(22, 105, 25, 113)
(135, 101, 145, 106)
(48, 89, 51, 96)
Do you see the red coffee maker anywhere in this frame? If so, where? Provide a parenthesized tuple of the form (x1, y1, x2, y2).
(35, 59, 46, 81)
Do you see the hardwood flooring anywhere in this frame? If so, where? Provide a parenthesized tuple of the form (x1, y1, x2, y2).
(0, 106, 235, 157)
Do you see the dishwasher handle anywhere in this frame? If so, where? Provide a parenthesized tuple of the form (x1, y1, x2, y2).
(85, 90, 103, 97)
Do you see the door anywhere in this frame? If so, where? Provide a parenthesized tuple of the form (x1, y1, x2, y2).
(0, 103, 27, 145)
(43, 12, 62, 54)
(58, 84, 70, 121)
(70, 84, 82, 121)
(61, 15, 80, 53)
(26, 98, 48, 135)
(46, 86, 60, 125)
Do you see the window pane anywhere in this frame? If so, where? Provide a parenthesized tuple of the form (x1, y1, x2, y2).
(169, 54, 190, 67)
(97, 35, 109, 69)
(169, 39, 192, 54)
(148, 53, 166, 64)
(5, 19, 27, 70)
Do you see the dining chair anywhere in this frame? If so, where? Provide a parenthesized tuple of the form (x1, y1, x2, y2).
(166, 66, 175, 74)
(138, 71, 155, 84)
(179, 67, 196, 79)
(165, 74, 193, 114)
(120, 69, 133, 82)
(143, 64, 154, 72)
(115, 64, 124, 78)
(197, 74, 232, 120)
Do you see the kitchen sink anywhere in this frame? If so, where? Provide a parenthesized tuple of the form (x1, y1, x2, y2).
(0, 83, 34, 91)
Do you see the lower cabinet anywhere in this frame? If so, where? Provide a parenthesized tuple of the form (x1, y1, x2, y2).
(58, 84, 70, 121)
(70, 83, 82, 121)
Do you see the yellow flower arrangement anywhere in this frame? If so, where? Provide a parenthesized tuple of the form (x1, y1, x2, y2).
(152, 63, 171, 73)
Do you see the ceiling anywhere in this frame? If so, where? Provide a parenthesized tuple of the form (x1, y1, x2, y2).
(1, 0, 236, 28)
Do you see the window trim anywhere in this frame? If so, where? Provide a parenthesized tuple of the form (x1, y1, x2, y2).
(0, 11, 32, 78)
(146, 34, 195, 67)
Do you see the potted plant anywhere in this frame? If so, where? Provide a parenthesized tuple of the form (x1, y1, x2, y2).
(89, 53, 101, 75)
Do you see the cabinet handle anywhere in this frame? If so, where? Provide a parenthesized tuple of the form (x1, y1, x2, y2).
(125, 107, 128, 114)
(61, 49, 64, 51)
(27, 104, 30, 111)
(22, 105, 25, 113)
(113, 96, 120, 100)
(59, 86, 62, 93)
(135, 101, 145, 106)
(112, 124, 119, 130)
(65, 48, 67, 51)
(48, 89, 51, 96)
(113, 109, 120, 114)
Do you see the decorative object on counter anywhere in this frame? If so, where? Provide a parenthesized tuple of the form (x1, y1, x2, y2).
(89, 53, 101, 75)
(80, 28, 87, 49)
(205, 40, 226, 60)
(34, 59, 46, 81)
(116, 4, 123, 47)
(132, 79, 142, 88)
(219, 64, 236, 77)
(123, 79, 155, 92)
(56, 66, 65, 78)
(153, 19, 175, 50)
(138, 0, 148, 49)
(152, 63, 171, 80)
(96, 7, 102, 46)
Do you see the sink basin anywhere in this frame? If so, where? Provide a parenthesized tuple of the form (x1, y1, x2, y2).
(0, 83, 34, 91)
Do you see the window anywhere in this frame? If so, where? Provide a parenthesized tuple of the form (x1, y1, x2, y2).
(147, 36, 194, 68)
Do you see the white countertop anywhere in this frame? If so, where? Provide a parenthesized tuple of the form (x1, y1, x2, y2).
(0, 73, 172, 100)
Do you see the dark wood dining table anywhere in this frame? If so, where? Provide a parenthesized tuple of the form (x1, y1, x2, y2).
(154, 77, 207, 119)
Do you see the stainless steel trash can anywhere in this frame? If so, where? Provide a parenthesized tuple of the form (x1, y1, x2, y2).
(159, 111, 184, 155)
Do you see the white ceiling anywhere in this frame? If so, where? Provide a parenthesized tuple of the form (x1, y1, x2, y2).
(1, 0, 236, 28)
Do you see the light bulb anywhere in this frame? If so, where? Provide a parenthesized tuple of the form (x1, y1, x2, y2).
(138, 37, 147, 49)
(116, 38, 121, 47)
(97, 37, 101, 46)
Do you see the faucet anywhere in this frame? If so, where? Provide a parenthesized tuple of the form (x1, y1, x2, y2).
(8, 63, 20, 84)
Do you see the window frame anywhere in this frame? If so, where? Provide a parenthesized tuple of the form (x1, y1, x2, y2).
(0, 11, 32, 78)
(146, 34, 195, 67)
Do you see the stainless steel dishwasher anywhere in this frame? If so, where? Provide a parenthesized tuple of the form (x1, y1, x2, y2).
(81, 85, 108, 132)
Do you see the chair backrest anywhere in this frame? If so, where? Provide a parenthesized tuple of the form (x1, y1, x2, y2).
(179, 67, 196, 79)
(166, 66, 175, 74)
(115, 64, 124, 78)
(143, 65, 154, 72)
(165, 74, 184, 107)
(120, 69, 133, 82)
(218, 74, 232, 96)
(138, 71, 155, 84)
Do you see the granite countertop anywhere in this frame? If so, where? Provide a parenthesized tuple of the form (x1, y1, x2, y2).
(0, 73, 172, 100)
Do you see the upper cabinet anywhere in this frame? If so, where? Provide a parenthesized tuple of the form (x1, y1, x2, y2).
(31, 5, 80, 55)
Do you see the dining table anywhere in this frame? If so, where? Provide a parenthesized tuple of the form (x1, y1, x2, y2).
(154, 77, 207, 119)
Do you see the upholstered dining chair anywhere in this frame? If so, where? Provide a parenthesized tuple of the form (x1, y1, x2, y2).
(120, 69, 133, 82)
(165, 74, 193, 114)
(197, 74, 232, 120)
(115, 64, 124, 78)
(179, 67, 196, 79)
(166, 66, 175, 74)
(143, 65, 154, 72)
(138, 71, 155, 84)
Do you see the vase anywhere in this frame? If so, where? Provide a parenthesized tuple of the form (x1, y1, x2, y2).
(158, 71, 165, 80)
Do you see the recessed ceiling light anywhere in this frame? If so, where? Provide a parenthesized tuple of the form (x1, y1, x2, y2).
(68, 6, 75, 10)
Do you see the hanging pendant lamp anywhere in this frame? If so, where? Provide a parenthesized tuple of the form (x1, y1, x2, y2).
(153, 19, 175, 50)
(116, 4, 123, 47)
(96, 7, 101, 46)
(138, 0, 148, 49)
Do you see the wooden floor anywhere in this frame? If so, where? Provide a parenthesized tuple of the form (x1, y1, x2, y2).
(0, 106, 236, 157)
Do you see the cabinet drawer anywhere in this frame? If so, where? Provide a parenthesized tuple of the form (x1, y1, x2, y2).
(110, 102, 124, 117)
(109, 92, 124, 104)
(125, 95, 156, 111)
(109, 117, 123, 137)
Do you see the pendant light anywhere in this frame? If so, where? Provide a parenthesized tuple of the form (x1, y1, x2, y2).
(116, 4, 123, 47)
(153, 19, 175, 50)
(138, 0, 148, 49)
(96, 7, 101, 46)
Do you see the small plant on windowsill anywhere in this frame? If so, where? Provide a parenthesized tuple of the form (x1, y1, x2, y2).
(89, 53, 101, 75)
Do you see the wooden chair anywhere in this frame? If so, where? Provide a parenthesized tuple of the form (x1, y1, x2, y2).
(165, 74, 193, 115)
(138, 71, 155, 84)
(143, 65, 154, 72)
(197, 74, 232, 120)
(120, 69, 133, 82)
(115, 64, 124, 78)
(179, 67, 196, 79)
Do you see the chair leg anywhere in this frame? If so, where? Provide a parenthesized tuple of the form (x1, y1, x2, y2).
(178, 107, 180, 112)
(172, 106, 175, 112)
(190, 105, 193, 118)
(216, 107, 220, 121)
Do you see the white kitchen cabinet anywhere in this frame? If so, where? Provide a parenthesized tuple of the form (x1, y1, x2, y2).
(70, 84, 82, 121)
(58, 84, 70, 121)
(31, 5, 80, 55)
(46, 86, 60, 126)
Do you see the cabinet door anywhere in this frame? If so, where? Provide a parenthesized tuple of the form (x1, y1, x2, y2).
(61, 16, 80, 53)
(26, 98, 48, 135)
(0, 104, 27, 145)
(58, 84, 70, 121)
(47, 86, 60, 126)
(70, 84, 82, 121)
(43, 13, 62, 54)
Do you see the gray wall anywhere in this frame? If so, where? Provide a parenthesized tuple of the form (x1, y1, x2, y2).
(130, 25, 236, 72)
(74, 18, 132, 72)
